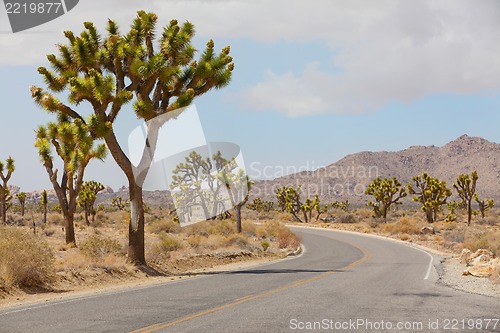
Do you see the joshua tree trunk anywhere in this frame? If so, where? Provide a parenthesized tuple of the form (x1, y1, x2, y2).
(128, 183, 145, 264)
(466, 199, 472, 226)
(64, 213, 76, 245)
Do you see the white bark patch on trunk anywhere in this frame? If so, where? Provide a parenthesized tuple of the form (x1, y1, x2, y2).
(130, 198, 139, 230)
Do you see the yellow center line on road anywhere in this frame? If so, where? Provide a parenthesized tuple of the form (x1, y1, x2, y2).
(130, 245, 372, 333)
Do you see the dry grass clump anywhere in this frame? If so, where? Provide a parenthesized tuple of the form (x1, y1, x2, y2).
(356, 208, 373, 219)
(380, 217, 419, 235)
(155, 234, 183, 252)
(277, 228, 300, 249)
(208, 219, 236, 236)
(256, 220, 300, 249)
(462, 231, 500, 257)
(146, 218, 182, 234)
(0, 227, 55, 287)
(224, 234, 249, 248)
(79, 234, 122, 259)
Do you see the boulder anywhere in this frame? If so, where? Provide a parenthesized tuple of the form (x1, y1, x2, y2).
(466, 249, 494, 266)
(421, 226, 435, 235)
(459, 249, 472, 264)
(463, 259, 500, 278)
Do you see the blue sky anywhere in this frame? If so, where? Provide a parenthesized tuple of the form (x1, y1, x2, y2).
(0, 0, 499, 191)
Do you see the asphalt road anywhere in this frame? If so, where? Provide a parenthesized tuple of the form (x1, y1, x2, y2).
(1, 227, 499, 332)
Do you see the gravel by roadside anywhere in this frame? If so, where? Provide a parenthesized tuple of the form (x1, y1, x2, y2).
(438, 257, 500, 299)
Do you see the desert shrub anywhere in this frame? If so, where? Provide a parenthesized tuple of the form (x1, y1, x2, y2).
(400, 234, 410, 241)
(381, 217, 418, 235)
(225, 234, 249, 248)
(275, 211, 294, 222)
(147, 219, 182, 234)
(48, 213, 63, 225)
(208, 220, 235, 236)
(356, 208, 373, 219)
(261, 241, 270, 251)
(79, 234, 122, 259)
(463, 231, 500, 257)
(476, 217, 498, 226)
(187, 235, 204, 249)
(6, 215, 27, 226)
(156, 234, 183, 252)
(185, 221, 211, 237)
(337, 214, 356, 224)
(277, 228, 300, 249)
(42, 227, 56, 237)
(0, 227, 55, 287)
(443, 229, 465, 243)
(241, 220, 257, 237)
(260, 220, 282, 238)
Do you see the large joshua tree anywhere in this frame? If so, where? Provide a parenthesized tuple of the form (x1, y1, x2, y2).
(35, 115, 106, 245)
(31, 11, 234, 264)
(0, 157, 15, 224)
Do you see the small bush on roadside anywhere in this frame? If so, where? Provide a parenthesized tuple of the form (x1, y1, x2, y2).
(0, 227, 55, 287)
(208, 220, 235, 236)
(381, 217, 419, 235)
(277, 228, 300, 249)
(156, 234, 183, 252)
(187, 235, 204, 249)
(147, 219, 181, 234)
(337, 214, 356, 224)
(79, 234, 122, 259)
(463, 231, 500, 257)
(225, 234, 249, 248)
(261, 241, 270, 251)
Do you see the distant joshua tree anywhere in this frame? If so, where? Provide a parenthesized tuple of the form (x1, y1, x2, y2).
(408, 172, 451, 223)
(16, 192, 27, 216)
(0, 157, 15, 224)
(365, 177, 406, 220)
(453, 171, 478, 225)
(78, 181, 105, 225)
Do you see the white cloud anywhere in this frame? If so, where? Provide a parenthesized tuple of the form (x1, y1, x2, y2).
(237, 0, 500, 115)
(1, 0, 499, 116)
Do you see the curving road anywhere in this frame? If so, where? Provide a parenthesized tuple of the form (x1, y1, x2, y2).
(1, 227, 499, 332)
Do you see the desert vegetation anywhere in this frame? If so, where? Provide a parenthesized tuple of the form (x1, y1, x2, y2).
(0, 203, 300, 301)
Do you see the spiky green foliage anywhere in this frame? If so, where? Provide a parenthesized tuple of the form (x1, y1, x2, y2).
(365, 177, 407, 220)
(78, 181, 105, 225)
(35, 118, 107, 245)
(112, 196, 128, 211)
(31, 11, 234, 264)
(473, 194, 494, 219)
(331, 200, 350, 212)
(453, 171, 478, 225)
(247, 198, 274, 213)
(408, 172, 452, 223)
(0, 157, 15, 224)
(16, 192, 27, 217)
(275, 186, 305, 222)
